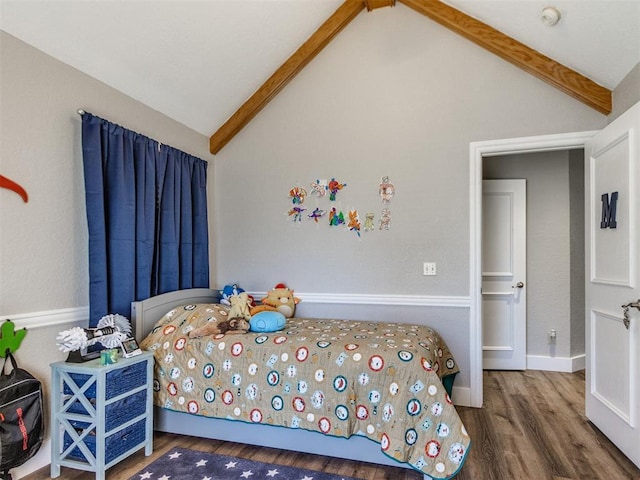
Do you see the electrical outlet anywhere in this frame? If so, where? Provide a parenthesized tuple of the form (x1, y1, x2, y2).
(423, 262, 437, 276)
(547, 329, 557, 345)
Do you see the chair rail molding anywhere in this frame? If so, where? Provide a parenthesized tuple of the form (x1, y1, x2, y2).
(2, 307, 89, 330)
(248, 292, 470, 308)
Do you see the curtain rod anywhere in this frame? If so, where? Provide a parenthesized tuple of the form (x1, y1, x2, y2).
(77, 110, 164, 151)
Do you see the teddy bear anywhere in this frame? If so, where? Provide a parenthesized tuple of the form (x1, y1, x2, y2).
(228, 292, 252, 321)
(188, 292, 252, 338)
(188, 317, 249, 338)
(252, 283, 300, 318)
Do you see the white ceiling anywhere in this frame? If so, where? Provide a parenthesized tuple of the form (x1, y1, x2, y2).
(1, 0, 639, 138)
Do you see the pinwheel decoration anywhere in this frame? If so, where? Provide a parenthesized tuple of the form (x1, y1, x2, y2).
(56, 314, 132, 362)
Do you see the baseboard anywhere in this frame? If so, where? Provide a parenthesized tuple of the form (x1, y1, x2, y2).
(12, 439, 50, 479)
(526, 353, 585, 373)
(451, 386, 472, 407)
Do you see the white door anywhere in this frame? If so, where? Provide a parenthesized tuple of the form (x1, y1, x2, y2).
(586, 101, 640, 467)
(482, 179, 527, 370)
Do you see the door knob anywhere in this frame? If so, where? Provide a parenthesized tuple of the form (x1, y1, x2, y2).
(621, 299, 640, 330)
(512, 282, 524, 289)
(622, 300, 640, 310)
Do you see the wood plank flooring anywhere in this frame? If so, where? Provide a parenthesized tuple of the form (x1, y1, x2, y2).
(24, 370, 640, 480)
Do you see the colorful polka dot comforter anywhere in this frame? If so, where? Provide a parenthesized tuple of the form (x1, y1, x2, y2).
(140, 303, 471, 479)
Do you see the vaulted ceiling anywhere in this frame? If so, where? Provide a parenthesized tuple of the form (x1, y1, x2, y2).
(2, 0, 639, 154)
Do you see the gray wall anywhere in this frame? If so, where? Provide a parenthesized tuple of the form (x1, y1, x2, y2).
(213, 4, 606, 383)
(0, 31, 211, 477)
(483, 150, 585, 360)
(2, 8, 636, 476)
(1, 31, 213, 314)
(610, 62, 640, 122)
(213, 6, 606, 296)
(569, 150, 586, 357)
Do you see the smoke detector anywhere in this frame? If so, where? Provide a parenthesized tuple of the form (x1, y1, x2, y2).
(541, 6, 561, 26)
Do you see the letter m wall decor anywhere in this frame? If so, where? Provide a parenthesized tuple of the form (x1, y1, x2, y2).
(601, 192, 619, 229)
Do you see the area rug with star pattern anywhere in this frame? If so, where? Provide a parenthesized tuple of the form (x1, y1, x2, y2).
(128, 447, 364, 480)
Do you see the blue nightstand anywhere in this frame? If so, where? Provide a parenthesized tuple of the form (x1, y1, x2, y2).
(50, 351, 153, 480)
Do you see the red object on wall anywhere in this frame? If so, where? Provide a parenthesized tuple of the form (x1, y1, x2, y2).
(0, 175, 28, 202)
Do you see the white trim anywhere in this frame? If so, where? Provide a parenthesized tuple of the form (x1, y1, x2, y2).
(472, 133, 596, 157)
(470, 131, 598, 408)
(13, 439, 51, 479)
(0, 309, 86, 478)
(248, 292, 471, 308)
(589, 131, 635, 288)
(1, 307, 89, 329)
(451, 386, 471, 406)
(526, 354, 586, 372)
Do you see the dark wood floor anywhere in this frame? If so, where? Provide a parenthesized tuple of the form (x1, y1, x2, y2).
(25, 370, 640, 480)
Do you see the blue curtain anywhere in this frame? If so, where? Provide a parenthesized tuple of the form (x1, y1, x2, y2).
(81, 113, 209, 326)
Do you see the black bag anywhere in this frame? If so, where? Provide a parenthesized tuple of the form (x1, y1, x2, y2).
(0, 352, 44, 479)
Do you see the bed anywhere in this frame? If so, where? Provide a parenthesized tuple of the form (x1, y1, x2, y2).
(132, 288, 470, 479)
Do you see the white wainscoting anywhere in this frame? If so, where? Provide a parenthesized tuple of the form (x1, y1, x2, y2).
(5, 307, 89, 480)
(248, 291, 471, 308)
(6, 298, 583, 479)
(8, 298, 473, 478)
(4, 306, 89, 330)
(252, 291, 475, 407)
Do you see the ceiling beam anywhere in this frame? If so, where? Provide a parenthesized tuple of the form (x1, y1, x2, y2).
(364, 0, 396, 11)
(211, 0, 612, 154)
(210, 0, 365, 154)
(399, 0, 612, 115)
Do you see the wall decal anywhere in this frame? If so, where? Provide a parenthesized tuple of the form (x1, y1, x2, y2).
(308, 207, 326, 223)
(0, 175, 28, 203)
(289, 186, 307, 204)
(348, 210, 361, 237)
(329, 207, 345, 226)
(379, 208, 392, 230)
(328, 178, 347, 201)
(310, 179, 328, 197)
(600, 191, 618, 229)
(379, 176, 395, 203)
(363, 212, 375, 232)
(378, 176, 395, 230)
(288, 206, 306, 222)
(284, 176, 397, 238)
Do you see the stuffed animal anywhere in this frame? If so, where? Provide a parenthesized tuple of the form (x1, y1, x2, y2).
(249, 311, 286, 333)
(219, 283, 245, 306)
(189, 317, 249, 338)
(228, 292, 252, 321)
(259, 283, 300, 318)
(249, 304, 277, 315)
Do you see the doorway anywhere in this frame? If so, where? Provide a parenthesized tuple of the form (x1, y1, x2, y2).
(482, 150, 585, 372)
(469, 131, 598, 408)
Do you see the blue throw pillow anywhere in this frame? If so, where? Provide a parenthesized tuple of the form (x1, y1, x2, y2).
(249, 311, 286, 333)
